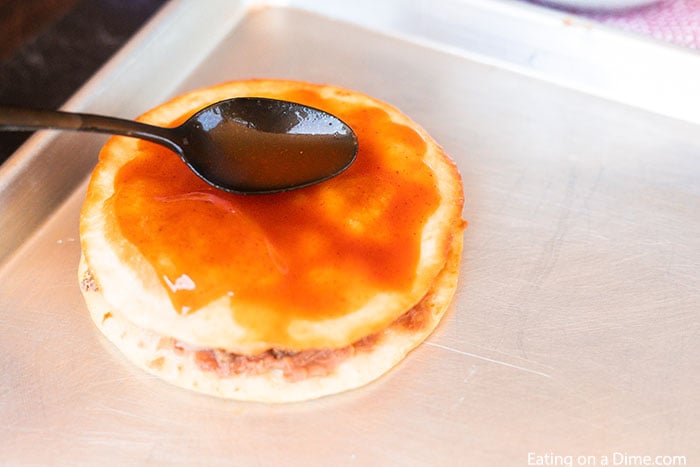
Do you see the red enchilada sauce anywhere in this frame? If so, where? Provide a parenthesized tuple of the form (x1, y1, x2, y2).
(109, 89, 439, 342)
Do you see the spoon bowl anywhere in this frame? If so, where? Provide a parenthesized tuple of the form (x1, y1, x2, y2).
(181, 98, 357, 193)
(0, 98, 358, 194)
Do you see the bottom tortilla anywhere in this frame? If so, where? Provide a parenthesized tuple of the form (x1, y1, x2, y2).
(79, 234, 462, 403)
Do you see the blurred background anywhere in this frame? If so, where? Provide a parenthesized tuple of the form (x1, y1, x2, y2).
(1, 0, 698, 165)
(0, 0, 166, 164)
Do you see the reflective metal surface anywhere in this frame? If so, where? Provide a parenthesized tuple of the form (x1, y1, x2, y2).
(1, 0, 698, 464)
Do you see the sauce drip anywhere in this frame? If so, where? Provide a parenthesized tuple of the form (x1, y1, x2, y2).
(110, 89, 439, 342)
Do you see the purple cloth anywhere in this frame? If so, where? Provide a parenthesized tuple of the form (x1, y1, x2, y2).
(581, 0, 700, 50)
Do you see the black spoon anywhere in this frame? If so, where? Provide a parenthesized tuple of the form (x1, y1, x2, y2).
(0, 97, 358, 194)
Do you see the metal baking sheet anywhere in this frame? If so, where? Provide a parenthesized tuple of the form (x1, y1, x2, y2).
(1, 0, 699, 464)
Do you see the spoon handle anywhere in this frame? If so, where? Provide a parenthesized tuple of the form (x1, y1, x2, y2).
(0, 106, 182, 154)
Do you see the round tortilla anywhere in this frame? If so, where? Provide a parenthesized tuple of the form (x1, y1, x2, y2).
(79, 79, 465, 401)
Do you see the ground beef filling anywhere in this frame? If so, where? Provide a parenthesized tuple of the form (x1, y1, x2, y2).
(192, 334, 378, 382)
(81, 268, 98, 293)
(159, 298, 432, 382)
